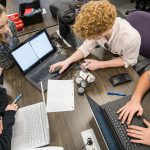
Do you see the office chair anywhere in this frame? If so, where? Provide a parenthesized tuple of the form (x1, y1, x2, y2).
(126, 11, 150, 74)
(126, 0, 150, 15)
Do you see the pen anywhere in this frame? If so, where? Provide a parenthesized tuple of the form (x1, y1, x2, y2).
(12, 93, 23, 104)
(107, 92, 127, 96)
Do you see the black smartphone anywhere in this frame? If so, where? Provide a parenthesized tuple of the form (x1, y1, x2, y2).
(110, 73, 131, 86)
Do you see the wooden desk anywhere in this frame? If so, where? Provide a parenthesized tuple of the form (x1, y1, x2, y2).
(7, 0, 57, 36)
(4, 26, 140, 150)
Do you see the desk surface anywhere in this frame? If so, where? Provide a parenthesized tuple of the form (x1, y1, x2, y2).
(7, 0, 57, 36)
(4, 26, 140, 150)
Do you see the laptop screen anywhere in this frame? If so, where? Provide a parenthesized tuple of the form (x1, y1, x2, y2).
(12, 31, 54, 72)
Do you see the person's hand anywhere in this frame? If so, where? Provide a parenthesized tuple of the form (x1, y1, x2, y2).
(127, 119, 150, 145)
(49, 60, 70, 74)
(84, 59, 103, 71)
(0, 118, 3, 135)
(5, 104, 18, 111)
(117, 97, 143, 125)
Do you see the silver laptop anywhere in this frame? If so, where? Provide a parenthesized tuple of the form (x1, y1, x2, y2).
(11, 83, 50, 150)
(11, 30, 70, 91)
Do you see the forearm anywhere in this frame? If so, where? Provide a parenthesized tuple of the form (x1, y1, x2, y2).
(99, 57, 124, 68)
(0, 111, 16, 150)
(66, 49, 84, 64)
(132, 71, 150, 102)
(0, 89, 9, 117)
(3, 111, 16, 133)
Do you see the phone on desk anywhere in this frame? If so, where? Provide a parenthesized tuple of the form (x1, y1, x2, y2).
(12, 93, 23, 104)
(110, 73, 131, 86)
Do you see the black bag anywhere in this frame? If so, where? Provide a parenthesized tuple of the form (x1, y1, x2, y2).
(49, 1, 75, 20)
(50, 1, 82, 47)
(49, 4, 59, 19)
(19, 0, 43, 26)
(58, 7, 76, 39)
(58, 8, 75, 25)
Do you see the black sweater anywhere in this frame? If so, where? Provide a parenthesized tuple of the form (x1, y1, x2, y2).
(0, 111, 16, 150)
(0, 86, 9, 117)
(0, 86, 16, 150)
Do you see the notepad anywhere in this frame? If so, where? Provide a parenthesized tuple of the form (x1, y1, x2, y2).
(46, 80, 74, 112)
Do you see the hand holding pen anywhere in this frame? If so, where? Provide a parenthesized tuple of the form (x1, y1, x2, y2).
(5, 104, 18, 111)
(12, 93, 23, 104)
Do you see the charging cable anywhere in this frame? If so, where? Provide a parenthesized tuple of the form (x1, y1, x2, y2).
(79, 138, 93, 150)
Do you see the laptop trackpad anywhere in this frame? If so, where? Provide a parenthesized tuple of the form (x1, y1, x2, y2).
(11, 111, 28, 150)
(11, 120, 27, 150)
(13, 120, 24, 137)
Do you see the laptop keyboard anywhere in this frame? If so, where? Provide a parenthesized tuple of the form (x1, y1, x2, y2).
(105, 105, 139, 150)
(30, 62, 53, 84)
(24, 104, 45, 147)
(30, 55, 67, 84)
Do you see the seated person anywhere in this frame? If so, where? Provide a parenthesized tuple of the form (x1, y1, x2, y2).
(49, 1, 141, 73)
(0, 104, 18, 150)
(0, 84, 9, 134)
(0, 4, 19, 84)
(0, 85, 18, 150)
(117, 71, 150, 146)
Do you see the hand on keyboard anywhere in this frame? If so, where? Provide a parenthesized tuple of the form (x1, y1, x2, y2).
(49, 59, 70, 74)
(117, 98, 143, 125)
(50, 66, 61, 75)
(127, 119, 150, 146)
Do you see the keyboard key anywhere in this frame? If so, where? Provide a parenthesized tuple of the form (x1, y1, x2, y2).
(24, 105, 45, 147)
(105, 105, 139, 149)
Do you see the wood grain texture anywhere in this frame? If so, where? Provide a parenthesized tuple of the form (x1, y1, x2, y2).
(3, 25, 140, 150)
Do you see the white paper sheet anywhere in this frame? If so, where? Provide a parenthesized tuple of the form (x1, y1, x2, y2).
(46, 80, 74, 112)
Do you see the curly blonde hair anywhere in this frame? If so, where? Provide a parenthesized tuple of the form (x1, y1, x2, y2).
(73, 0, 117, 39)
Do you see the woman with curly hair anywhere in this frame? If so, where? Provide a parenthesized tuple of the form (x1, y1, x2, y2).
(49, 0, 141, 73)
